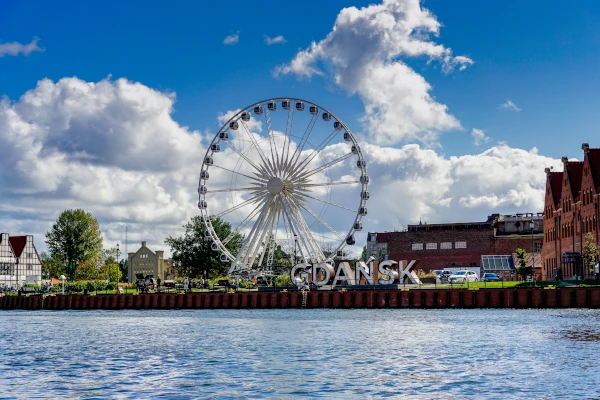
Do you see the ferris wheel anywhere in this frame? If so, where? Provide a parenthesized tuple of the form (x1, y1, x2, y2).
(198, 98, 369, 276)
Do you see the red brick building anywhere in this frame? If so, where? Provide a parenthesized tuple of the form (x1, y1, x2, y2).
(367, 213, 543, 276)
(542, 143, 600, 280)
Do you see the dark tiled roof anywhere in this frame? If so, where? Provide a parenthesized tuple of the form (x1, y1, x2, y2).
(567, 161, 584, 198)
(588, 149, 600, 190)
(9, 236, 26, 258)
(548, 172, 563, 205)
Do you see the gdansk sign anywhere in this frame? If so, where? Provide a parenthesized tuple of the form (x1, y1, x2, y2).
(290, 260, 421, 286)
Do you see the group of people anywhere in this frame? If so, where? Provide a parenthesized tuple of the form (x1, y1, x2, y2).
(182, 277, 206, 293)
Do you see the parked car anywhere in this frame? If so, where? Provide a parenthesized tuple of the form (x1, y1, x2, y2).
(482, 273, 500, 282)
(435, 270, 453, 282)
(448, 270, 478, 284)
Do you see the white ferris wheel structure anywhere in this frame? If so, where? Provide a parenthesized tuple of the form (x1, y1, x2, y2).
(198, 98, 369, 276)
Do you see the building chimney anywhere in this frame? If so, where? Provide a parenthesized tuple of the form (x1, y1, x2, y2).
(561, 156, 569, 165)
(582, 143, 590, 153)
(142, 241, 147, 247)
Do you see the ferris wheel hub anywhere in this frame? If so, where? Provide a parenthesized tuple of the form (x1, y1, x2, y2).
(267, 176, 284, 195)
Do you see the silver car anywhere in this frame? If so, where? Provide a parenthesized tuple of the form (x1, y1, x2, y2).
(448, 270, 478, 284)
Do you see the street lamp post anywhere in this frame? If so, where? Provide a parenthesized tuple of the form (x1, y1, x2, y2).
(294, 234, 298, 266)
(116, 243, 120, 294)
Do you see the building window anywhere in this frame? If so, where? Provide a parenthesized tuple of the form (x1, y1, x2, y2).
(370, 234, 376, 242)
(440, 242, 452, 250)
(425, 243, 437, 250)
(411, 243, 423, 251)
(455, 241, 467, 249)
(535, 243, 542, 253)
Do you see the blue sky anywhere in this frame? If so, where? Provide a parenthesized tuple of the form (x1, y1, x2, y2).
(3, 0, 600, 157)
(0, 0, 595, 254)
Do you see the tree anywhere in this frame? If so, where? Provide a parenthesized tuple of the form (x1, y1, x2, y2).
(119, 259, 128, 283)
(360, 246, 367, 262)
(516, 248, 533, 281)
(45, 209, 103, 280)
(165, 216, 243, 278)
(582, 232, 599, 274)
(40, 252, 65, 279)
(99, 248, 122, 283)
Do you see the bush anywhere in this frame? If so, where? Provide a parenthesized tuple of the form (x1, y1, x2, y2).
(275, 274, 292, 287)
(238, 278, 249, 289)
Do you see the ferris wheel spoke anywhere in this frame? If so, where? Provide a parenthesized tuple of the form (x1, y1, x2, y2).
(280, 106, 295, 175)
(240, 120, 275, 176)
(295, 153, 356, 181)
(295, 192, 357, 213)
(208, 186, 267, 194)
(241, 196, 277, 268)
(292, 199, 344, 241)
(214, 192, 268, 218)
(222, 140, 270, 177)
(263, 108, 281, 176)
(290, 129, 341, 180)
(210, 164, 267, 183)
(281, 195, 325, 263)
(295, 179, 361, 189)
(222, 196, 270, 245)
(280, 197, 312, 263)
(256, 200, 279, 268)
(230, 195, 274, 274)
(284, 113, 318, 179)
(266, 207, 281, 266)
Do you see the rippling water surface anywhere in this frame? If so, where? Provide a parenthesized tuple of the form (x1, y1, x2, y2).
(2, 309, 600, 398)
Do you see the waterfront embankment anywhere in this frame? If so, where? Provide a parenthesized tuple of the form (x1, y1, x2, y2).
(2, 287, 600, 310)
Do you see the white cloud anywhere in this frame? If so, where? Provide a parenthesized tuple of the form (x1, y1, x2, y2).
(0, 77, 206, 254)
(274, 0, 472, 145)
(264, 35, 287, 45)
(356, 143, 561, 234)
(223, 32, 240, 45)
(0, 77, 561, 262)
(0, 37, 43, 57)
(500, 100, 521, 112)
(471, 128, 490, 146)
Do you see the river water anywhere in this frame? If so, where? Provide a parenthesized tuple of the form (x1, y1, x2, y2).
(1, 309, 600, 399)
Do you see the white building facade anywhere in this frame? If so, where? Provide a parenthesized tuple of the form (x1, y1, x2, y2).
(0, 233, 43, 288)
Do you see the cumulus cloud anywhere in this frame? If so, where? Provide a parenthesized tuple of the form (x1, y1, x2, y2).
(274, 0, 472, 145)
(223, 32, 240, 45)
(264, 35, 287, 45)
(357, 143, 561, 233)
(0, 37, 43, 57)
(0, 77, 560, 260)
(0, 77, 206, 253)
(471, 128, 490, 146)
(500, 100, 521, 112)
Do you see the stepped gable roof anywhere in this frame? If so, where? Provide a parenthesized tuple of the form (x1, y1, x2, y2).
(587, 148, 600, 190)
(566, 161, 584, 198)
(8, 236, 26, 258)
(548, 172, 563, 205)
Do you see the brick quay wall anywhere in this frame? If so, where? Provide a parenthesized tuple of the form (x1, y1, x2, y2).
(2, 288, 600, 310)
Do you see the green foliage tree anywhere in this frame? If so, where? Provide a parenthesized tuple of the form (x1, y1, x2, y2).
(275, 273, 292, 287)
(360, 246, 367, 262)
(165, 216, 243, 278)
(516, 248, 533, 281)
(40, 252, 65, 279)
(119, 259, 128, 283)
(99, 248, 122, 282)
(582, 232, 599, 274)
(45, 209, 103, 280)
